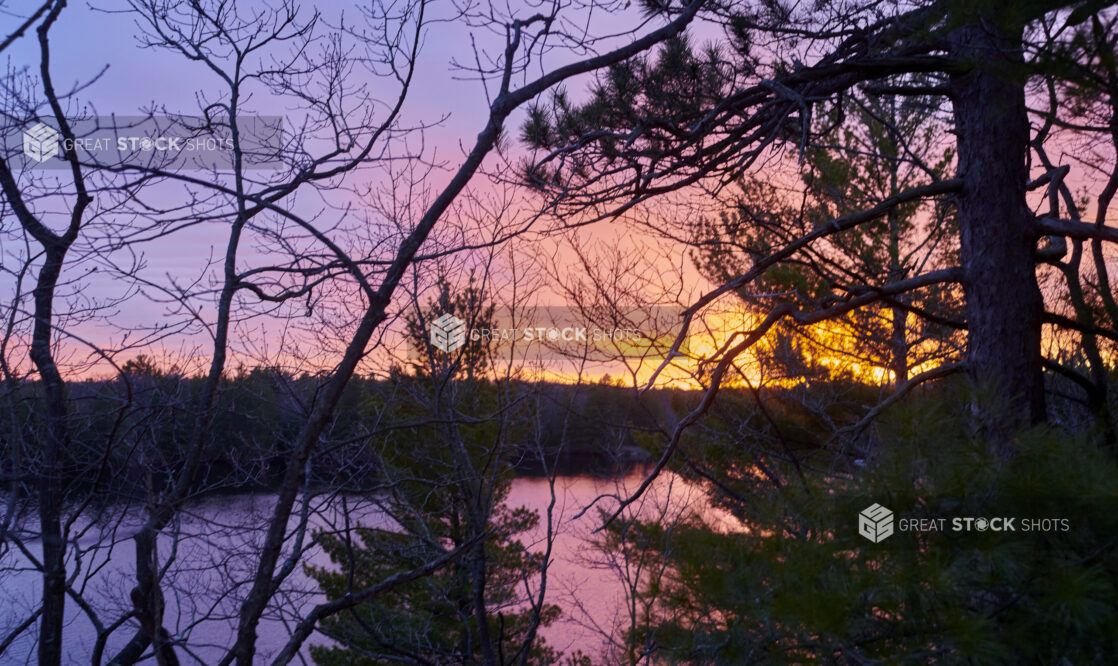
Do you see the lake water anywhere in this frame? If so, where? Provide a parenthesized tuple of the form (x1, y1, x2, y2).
(0, 471, 732, 664)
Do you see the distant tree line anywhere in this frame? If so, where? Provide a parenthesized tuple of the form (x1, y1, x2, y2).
(0, 360, 685, 496)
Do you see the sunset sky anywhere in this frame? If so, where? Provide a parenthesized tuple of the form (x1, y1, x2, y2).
(1, 1, 753, 386)
(3, 2, 1112, 387)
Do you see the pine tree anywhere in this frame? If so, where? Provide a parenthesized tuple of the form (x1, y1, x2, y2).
(610, 391, 1118, 663)
(690, 83, 959, 388)
(307, 276, 560, 664)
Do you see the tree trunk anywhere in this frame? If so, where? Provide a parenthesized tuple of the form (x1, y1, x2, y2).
(890, 305, 909, 389)
(886, 151, 908, 390)
(950, 15, 1046, 428)
(29, 248, 68, 666)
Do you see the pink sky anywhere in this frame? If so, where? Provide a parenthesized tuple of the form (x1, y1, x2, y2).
(0, 1, 732, 384)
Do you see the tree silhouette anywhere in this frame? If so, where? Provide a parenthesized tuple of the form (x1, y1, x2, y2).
(690, 81, 959, 388)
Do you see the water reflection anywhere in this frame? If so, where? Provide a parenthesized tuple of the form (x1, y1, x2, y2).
(0, 470, 732, 664)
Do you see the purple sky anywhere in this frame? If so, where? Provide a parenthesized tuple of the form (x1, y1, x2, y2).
(1, 1, 721, 382)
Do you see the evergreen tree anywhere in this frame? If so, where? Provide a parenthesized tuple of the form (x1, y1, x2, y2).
(520, 0, 1118, 430)
(610, 391, 1118, 663)
(691, 84, 959, 388)
(307, 276, 560, 664)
